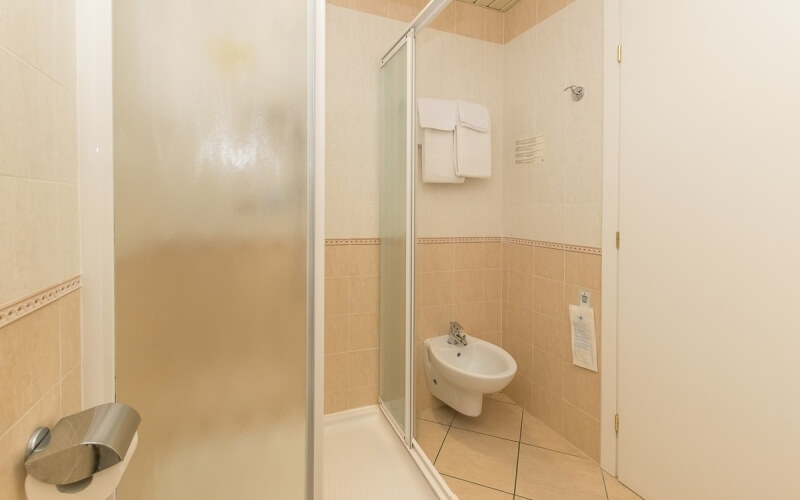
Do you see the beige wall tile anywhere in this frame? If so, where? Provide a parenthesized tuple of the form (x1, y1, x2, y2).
(533, 277, 565, 319)
(0, 385, 60, 500)
(327, 0, 350, 7)
(349, 275, 379, 313)
(484, 241, 503, 269)
(325, 245, 349, 277)
(537, 0, 575, 24)
(417, 243, 454, 272)
(351, 0, 389, 18)
(486, 10, 505, 44)
(453, 242, 485, 270)
(420, 304, 454, 341)
(534, 247, 565, 280)
(563, 402, 600, 462)
(325, 391, 348, 414)
(563, 362, 600, 419)
(521, 411, 583, 456)
(61, 363, 82, 416)
(348, 384, 378, 408)
(533, 347, 563, 397)
(533, 312, 563, 358)
(325, 353, 349, 394)
(387, 0, 425, 22)
(325, 277, 349, 315)
(454, 270, 484, 303)
(484, 300, 502, 333)
(507, 271, 533, 308)
(504, 0, 535, 42)
(454, 302, 484, 336)
(419, 271, 453, 306)
(532, 383, 563, 433)
(349, 244, 379, 276)
(565, 251, 601, 289)
(507, 338, 532, 379)
(506, 304, 532, 343)
(325, 314, 349, 354)
(484, 268, 503, 301)
(455, 2, 486, 40)
(429, 2, 456, 33)
(508, 243, 533, 274)
(348, 348, 379, 388)
(504, 374, 532, 411)
(58, 290, 81, 376)
(0, 303, 60, 436)
(349, 312, 379, 350)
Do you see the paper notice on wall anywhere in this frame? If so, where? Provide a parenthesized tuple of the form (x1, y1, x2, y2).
(569, 305, 598, 372)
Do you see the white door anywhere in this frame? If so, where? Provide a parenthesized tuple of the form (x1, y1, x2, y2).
(617, 2, 800, 499)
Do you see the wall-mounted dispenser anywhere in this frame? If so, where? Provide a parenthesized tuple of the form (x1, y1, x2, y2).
(23, 402, 140, 500)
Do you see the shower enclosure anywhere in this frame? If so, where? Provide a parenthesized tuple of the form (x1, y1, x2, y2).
(113, 1, 316, 498)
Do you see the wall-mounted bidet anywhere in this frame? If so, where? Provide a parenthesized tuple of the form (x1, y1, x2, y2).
(423, 323, 517, 417)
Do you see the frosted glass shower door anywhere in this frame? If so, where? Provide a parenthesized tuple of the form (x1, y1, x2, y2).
(379, 34, 414, 439)
(113, 1, 312, 499)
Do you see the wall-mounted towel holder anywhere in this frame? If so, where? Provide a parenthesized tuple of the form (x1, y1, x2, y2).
(564, 85, 585, 101)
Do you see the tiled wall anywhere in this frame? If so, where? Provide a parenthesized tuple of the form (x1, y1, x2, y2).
(502, 241, 601, 460)
(415, 239, 505, 410)
(0, 2, 82, 498)
(504, 0, 576, 42)
(324, 241, 381, 413)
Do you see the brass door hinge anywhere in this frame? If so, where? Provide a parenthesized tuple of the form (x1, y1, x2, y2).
(615, 232, 620, 249)
(617, 45, 622, 63)
(615, 414, 620, 433)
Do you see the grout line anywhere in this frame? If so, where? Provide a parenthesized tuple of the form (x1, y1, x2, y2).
(0, 380, 61, 442)
(439, 473, 516, 497)
(512, 410, 524, 496)
(449, 424, 522, 444)
(601, 466, 611, 500)
(433, 416, 453, 464)
(0, 44, 74, 93)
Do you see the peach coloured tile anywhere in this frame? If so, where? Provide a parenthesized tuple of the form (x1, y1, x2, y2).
(436, 428, 519, 493)
(324, 353, 349, 393)
(534, 247, 565, 280)
(327, 0, 349, 7)
(483, 241, 502, 268)
(520, 412, 583, 457)
(351, 0, 389, 17)
(417, 243, 454, 272)
(348, 348, 379, 388)
(508, 243, 533, 274)
(454, 302, 484, 335)
(565, 251, 601, 289)
(418, 404, 456, 425)
(455, 2, 486, 40)
(504, 0, 535, 42)
(0, 385, 60, 500)
(506, 304, 532, 344)
(325, 245, 349, 277)
(507, 271, 533, 309)
(563, 362, 600, 419)
(58, 290, 81, 376)
(454, 270, 484, 303)
(504, 375, 532, 411)
(61, 364, 82, 416)
(533, 348, 563, 398)
(415, 418, 449, 462)
(452, 398, 523, 441)
(454, 242, 485, 270)
(387, 0, 425, 22)
(325, 314, 349, 354)
(536, 0, 574, 24)
(533, 277, 565, 319)
(429, 2, 456, 33)
(482, 332, 502, 347)
(444, 475, 513, 500)
(325, 277, 349, 315)
(487, 392, 517, 405)
(349, 275, 379, 313)
(0, 303, 60, 436)
(486, 10, 505, 44)
(563, 403, 600, 462)
(484, 269, 503, 301)
(516, 444, 606, 500)
(348, 384, 378, 408)
(484, 300, 502, 333)
(603, 471, 644, 500)
(532, 384, 563, 433)
(507, 338, 532, 379)
(325, 391, 348, 414)
(349, 312, 379, 350)
(349, 244, 379, 276)
(533, 313, 563, 358)
(419, 271, 454, 306)
(420, 304, 455, 341)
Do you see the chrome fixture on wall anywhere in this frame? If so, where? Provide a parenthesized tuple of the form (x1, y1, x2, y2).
(564, 85, 585, 101)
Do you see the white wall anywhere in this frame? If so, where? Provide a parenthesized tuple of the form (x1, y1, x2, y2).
(616, 1, 800, 499)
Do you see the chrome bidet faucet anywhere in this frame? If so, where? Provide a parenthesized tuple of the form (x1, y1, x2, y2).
(448, 322, 468, 346)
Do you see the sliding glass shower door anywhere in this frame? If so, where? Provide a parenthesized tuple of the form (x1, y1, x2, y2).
(379, 33, 414, 440)
(113, 1, 313, 498)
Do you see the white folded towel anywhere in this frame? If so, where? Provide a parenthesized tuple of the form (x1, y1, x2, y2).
(455, 100, 491, 178)
(418, 98, 458, 131)
(418, 98, 463, 184)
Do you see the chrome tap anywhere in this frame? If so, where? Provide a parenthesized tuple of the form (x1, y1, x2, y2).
(448, 322, 468, 346)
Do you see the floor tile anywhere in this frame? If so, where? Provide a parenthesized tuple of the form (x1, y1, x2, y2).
(487, 392, 517, 405)
(516, 444, 606, 500)
(520, 411, 584, 457)
(603, 471, 643, 500)
(436, 428, 520, 494)
(443, 475, 514, 500)
(418, 405, 456, 425)
(452, 398, 523, 441)
(415, 418, 449, 462)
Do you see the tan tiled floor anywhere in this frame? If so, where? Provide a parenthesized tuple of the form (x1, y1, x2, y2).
(415, 394, 642, 500)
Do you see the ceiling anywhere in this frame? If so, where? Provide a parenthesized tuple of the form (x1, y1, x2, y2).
(455, 0, 521, 12)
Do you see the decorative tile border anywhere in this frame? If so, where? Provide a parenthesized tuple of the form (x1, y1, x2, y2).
(325, 238, 381, 246)
(506, 237, 602, 256)
(416, 236, 503, 244)
(325, 237, 600, 255)
(0, 276, 82, 329)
